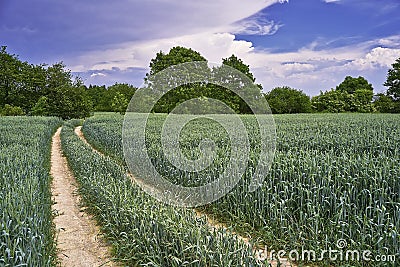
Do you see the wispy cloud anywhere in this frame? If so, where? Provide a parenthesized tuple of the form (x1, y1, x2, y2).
(90, 72, 106, 78)
(233, 17, 283, 36)
(323, 0, 341, 3)
(70, 29, 400, 95)
(249, 36, 400, 94)
(6, 0, 396, 96)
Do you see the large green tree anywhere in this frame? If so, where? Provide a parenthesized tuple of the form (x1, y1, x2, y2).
(373, 93, 397, 113)
(146, 46, 206, 77)
(0, 46, 47, 112)
(222, 55, 256, 83)
(86, 85, 108, 111)
(376, 56, 400, 113)
(212, 55, 263, 114)
(144, 48, 264, 114)
(145, 46, 208, 113)
(384, 57, 400, 100)
(265, 86, 311, 114)
(111, 92, 129, 115)
(32, 85, 92, 119)
(0, 46, 22, 108)
(312, 76, 375, 113)
(336, 76, 373, 94)
(311, 89, 349, 113)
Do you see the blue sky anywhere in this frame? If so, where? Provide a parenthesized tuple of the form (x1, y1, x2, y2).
(1, 0, 399, 95)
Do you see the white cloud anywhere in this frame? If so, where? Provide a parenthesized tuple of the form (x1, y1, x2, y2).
(345, 47, 400, 70)
(90, 72, 106, 78)
(63, 0, 399, 96)
(281, 62, 315, 73)
(232, 18, 283, 36)
(70, 33, 400, 95)
(56, 0, 281, 44)
(70, 32, 255, 72)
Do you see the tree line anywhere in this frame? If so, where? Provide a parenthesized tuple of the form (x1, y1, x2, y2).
(0, 46, 136, 118)
(1, 45, 399, 118)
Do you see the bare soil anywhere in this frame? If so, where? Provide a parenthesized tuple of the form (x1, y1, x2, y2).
(51, 127, 116, 267)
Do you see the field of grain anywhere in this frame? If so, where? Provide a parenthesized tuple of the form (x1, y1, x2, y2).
(0, 113, 398, 266)
(82, 112, 399, 266)
(0, 117, 61, 266)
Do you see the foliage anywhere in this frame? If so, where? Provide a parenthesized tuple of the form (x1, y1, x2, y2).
(144, 47, 263, 114)
(311, 89, 349, 112)
(265, 86, 311, 114)
(86, 83, 136, 112)
(384, 57, 400, 100)
(375, 56, 400, 114)
(336, 75, 373, 94)
(111, 92, 128, 114)
(0, 104, 25, 116)
(146, 46, 206, 77)
(31, 96, 49, 116)
(0, 46, 47, 113)
(61, 120, 263, 266)
(83, 113, 400, 266)
(31, 85, 92, 119)
(213, 55, 262, 114)
(0, 46, 92, 119)
(222, 55, 256, 83)
(312, 76, 375, 113)
(373, 93, 399, 113)
(0, 116, 61, 266)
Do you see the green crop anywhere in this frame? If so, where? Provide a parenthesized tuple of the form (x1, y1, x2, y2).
(0, 116, 61, 266)
(61, 120, 264, 266)
(83, 113, 399, 266)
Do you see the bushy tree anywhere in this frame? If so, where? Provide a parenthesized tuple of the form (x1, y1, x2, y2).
(145, 46, 208, 113)
(336, 76, 373, 94)
(311, 89, 349, 113)
(31, 96, 49, 116)
(86, 85, 108, 111)
(375, 57, 400, 113)
(1, 46, 93, 119)
(265, 86, 311, 114)
(312, 76, 375, 113)
(0, 46, 47, 113)
(0, 46, 23, 108)
(222, 55, 256, 83)
(384, 57, 400, 100)
(0, 104, 25, 116)
(30, 85, 92, 119)
(373, 94, 397, 113)
(212, 55, 262, 114)
(146, 46, 206, 77)
(111, 92, 128, 115)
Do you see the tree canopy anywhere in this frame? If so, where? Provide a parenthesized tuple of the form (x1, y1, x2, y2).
(375, 56, 400, 113)
(0, 46, 92, 119)
(336, 76, 373, 94)
(3, 44, 399, 116)
(144, 47, 262, 114)
(265, 86, 311, 114)
(384, 57, 400, 100)
(311, 76, 375, 113)
(146, 46, 206, 78)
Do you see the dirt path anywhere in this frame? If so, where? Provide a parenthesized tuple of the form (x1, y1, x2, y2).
(75, 126, 97, 152)
(51, 127, 116, 267)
